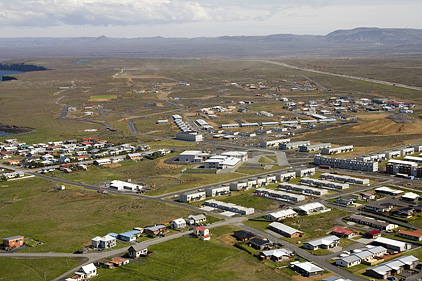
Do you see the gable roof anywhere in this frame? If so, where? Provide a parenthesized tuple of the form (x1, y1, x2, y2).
(332, 227, 354, 236)
(129, 244, 148, 251)
(80, 263, 96, 273)
(233, 230, 255, 239)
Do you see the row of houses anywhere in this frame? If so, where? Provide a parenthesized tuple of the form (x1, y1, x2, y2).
(179, 168, 315, 203)
(336, 246, 388, 267)
(314, 155, 379, 172)
(278, 182, 329, 196)
(349, 214, 398, 231)
(204, 199, 254, 215)
(320, 173, 370, 185)
(255, 188, 306, 202)
(366, 255, 419, 279)
(300, 177, 350, 190)
(357, 145, 420, 163)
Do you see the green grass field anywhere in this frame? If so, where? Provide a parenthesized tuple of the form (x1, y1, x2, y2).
(90, 95, 117, 99)
(93, 226, 291, 281)
(0, 257, 81, 281)
(0, 178, 193, 253)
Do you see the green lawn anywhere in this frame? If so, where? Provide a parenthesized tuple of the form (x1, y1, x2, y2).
(93, 226, 291, 281)
(220, 194, 279, 212)
(0, 178, 192, 253)
(0, 257, 81, 281)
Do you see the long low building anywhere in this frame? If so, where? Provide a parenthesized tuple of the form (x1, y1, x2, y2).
(278, 182, 328, 196)
(269, 222, 303, 238)
(256, 188, 305, 202)
(259, 138, 290, 147)
(264, 209, 298, 221)
(109, 180, 143, 191)
(279, 141, 310, 150)
(321, 145, 353, 155)
(205, 185, 231, 197)
(372, 237, 411, 253)
(275, 171, 296, 181)
(366, 255, 419, 280)
(204, 199, 254, 215)
(293, 202, 331, 215)
(349, 214, 398, 231)
(179, 190, 206, 203)
(314, 155, 379, 172)
(300, 177, 349, 190)
(336, 246, 388, 268)
(320, 173, 369, 185)
(303, 235, 340, 250)
(299, 143, 331, 152)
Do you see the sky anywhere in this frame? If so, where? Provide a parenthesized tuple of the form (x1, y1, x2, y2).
(1, 0, 422, 38)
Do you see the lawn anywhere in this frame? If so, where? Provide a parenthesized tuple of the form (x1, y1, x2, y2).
(93, 226, 291, 281)
(0, 178, 193, 253)
(0, 257, 81, 281)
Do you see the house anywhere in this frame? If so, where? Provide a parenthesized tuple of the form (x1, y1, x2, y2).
(76, 263, 97, 279)
(398, 229, 422, 241)
(185, 214, 207, 225)
(334, 197, 355, 206)
(364, 203, 393, 213)
(269, 222, 303, 238)
(205, 185, 230, 197)
(349, 214, 398, 231)
(144, 225, 167, 236)
(336, 246, 387, 267)
(126, 153, 143, 161)
(331, 227, 356, 239)
(93, 159, 111, 166)
(109, 180, 143, 191)
(293, 202, 331, 215)
(194, 226, 210, 240)
(289, 261, 324, 277)
(365, 230, 382, 239)
(247, 237, 272, 250)
(3, 235, 24, 248)
(392, 207, 415, 218)
(91, 235, 116, 249)
(128, 245, 149, 258)
(303, 235, 340, 250)
(336, 255, 361, 268)
(259, 249, 293, 262)
(118, 230, 141, 242)
(264, 209, 298, 221)
(170, 218, 187, 229)
(401, 192, 420, 202)
(233, 230, 255, 241)
(109, 257, 129, 267)
(361, 191, 376, 200)
(372, 237, 411, 252)
(366, 255, 419, 279)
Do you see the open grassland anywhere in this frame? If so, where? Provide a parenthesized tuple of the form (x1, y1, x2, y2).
(0, 257, 81, 281)
(0, 178, 192, 253)
(94, 226, 291, 281)
(220, 193, 279, 212)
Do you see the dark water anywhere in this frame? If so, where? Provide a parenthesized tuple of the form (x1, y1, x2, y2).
(0, 70, 23, 81)
(0, 131, 11, 136)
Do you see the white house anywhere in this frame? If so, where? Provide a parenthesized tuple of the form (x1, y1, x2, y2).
(128, 245, 148, 258)
(170, 218, 187, 229)
(91, 235, 116, 249)
(76, 263, 97, 279)
(109, 180, 143, 191)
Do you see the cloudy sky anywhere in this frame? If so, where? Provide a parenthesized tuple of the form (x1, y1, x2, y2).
(1, 0, 421, 38)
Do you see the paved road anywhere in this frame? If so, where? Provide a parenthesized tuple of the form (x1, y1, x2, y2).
(255, 60, 422, 92)
(239, 224, 368, 281)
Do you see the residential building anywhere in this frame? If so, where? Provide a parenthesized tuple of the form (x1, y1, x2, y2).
(303, 235, 340, 250)
(247, 237, 272, 250)
(365, 230, 382, 239)
(289, 261, 324, 277)
(274, 171, 296, 181)
(314, 155, 378, 172)
(75, 263, 97, 279)
(349, 214, 398, 231)
(109, 180, 143, 191)
(278, 182, 328, 196)
(401, 192, 420, 202)
(336, 246, 387, 268)
(293, 202, 331, 215)
(233, 230, 255, 241)
(256, 188, 305, 202)
(170, 218, 186, 229)
(264, 209, 298, 221)
(299, 143, 331, 152)
(2, 235, 24, 248)
(364, 203, 393, 213)
(398, 229, 422, 241)
(194, 226, 210, 240)
(366, 255, 419, 279)
(128, 245, 148, 258)
(320, 173, 370, 185)
(331, 228, 356, 239)
(300, 177, 349, 190)
(259, 139, 290, 148)
(91, 235, 116, 249)
(179, 190, 206, 203)
(321, 145, 353, 155)
(258, 249, 293, 262)
(269, 222, 303, 238)
(375, 186, 404, 196)
(204, 199, 254, 215)
(279, 141, 310, 150)
(118, 230, 141, 242)
(185, 214, 207, 225)
(144, 225, 167, 236)
(372, 237, 411, 252)
(175, 132, 203, 142)
(295, 167, 316, 177)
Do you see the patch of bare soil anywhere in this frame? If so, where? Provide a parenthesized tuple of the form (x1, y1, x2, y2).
(155, 158, 182, 170)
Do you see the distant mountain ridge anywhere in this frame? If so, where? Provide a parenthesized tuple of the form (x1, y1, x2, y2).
(1, 27, 422, 59)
